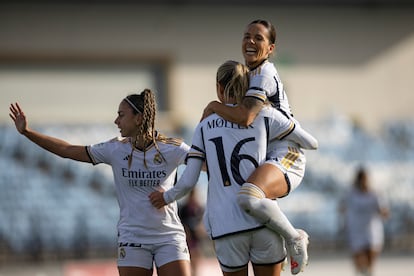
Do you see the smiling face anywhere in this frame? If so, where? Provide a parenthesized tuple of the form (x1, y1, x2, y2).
(242, 23, 275, 69)
(114, 100, 141, 138)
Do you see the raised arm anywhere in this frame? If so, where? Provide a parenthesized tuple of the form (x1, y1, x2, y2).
(201, 97, 263, 126)
(9, 102, 92, 163)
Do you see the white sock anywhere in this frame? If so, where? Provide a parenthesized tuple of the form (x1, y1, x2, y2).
(237, 182, 299, 240)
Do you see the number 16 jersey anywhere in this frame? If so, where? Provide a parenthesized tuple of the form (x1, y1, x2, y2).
(189, 105, 295, 239)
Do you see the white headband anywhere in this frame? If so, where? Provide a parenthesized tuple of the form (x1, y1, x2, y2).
(124, 97, 142, 114)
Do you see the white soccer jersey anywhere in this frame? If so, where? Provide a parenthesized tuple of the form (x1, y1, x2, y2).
(87, 134, 189, 244)
(344, 189, 385, 252)
(246, 60, 309, 184)
(246, 60, 293, 117)
(189, 106, 295, 239)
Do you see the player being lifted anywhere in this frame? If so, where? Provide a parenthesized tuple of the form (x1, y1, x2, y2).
(151, 60, 318, 275)
(201, 19, 315, 274)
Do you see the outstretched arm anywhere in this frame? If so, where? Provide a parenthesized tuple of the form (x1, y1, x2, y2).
(9, 102, 92, 163)
(286, 124, 318, 150)
(149, 158, 203, 208)
(201, 97, 263, 126)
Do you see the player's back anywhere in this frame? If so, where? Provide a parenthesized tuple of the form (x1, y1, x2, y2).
(196, 112, 270, 238)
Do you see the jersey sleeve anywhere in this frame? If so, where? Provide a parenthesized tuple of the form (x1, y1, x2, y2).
(163, 158, 203, 204)
(264, 108, 296, 140)
(176, 140, 191, 165)
(265, 108, 318, 150)
(163, 125, 205, 204)
(185, 124, 206, 163)
(87, 138, 116, 165)
(245, 70, 276, 102)
(285, 125, 319, 150)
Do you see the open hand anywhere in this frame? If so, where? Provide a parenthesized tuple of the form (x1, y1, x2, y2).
(9, 102, 28, 134)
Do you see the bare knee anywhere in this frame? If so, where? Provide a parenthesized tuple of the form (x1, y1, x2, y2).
(118, 266, 153, 276)
(246, 164, 288, 198)
(157, 260, 191, 276)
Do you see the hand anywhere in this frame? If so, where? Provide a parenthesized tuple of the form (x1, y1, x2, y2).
(200, 101, 219, 122)
(9, 102, 28, 134)
(149, 190, 167, 209)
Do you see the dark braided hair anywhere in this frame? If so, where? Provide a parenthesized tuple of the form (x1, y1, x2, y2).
(124, 89, 165, 168)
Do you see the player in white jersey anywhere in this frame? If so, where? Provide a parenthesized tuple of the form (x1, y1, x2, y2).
(9, 89, 191, 276)
(201, 20, 316, 274)
(339, 167, 389, 276)
(202, 20, 293, 125)
(247, 59, 292, 117)
(150, 60, 317, 276)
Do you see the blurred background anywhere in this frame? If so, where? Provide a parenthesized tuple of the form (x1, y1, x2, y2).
(1, 0, 413, 275)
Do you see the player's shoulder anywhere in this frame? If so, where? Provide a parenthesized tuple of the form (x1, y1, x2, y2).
(258, 105, 278, 117)
(199, 113, 222, 127)
(258, 106, 292, 126)
(110, 137, 129, 143)
(250, 60, 277, 77)
(91, 137, 128, 151)
(156, 132, 184, 147)
(96, 137, 128, 145)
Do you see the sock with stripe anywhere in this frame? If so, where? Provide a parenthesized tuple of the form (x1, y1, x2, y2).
(237, 182, 299, 240)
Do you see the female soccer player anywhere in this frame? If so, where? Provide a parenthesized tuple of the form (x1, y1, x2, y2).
(150, 60, 317, 276)
(201, 19, 312, 274)
(340, 167, 389, 276)
(9, 89, 191, 276)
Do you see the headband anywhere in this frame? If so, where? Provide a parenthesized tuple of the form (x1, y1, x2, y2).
(124, 97, 143, 114)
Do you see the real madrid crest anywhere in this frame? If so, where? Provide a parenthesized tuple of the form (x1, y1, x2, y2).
(153, 153, 163, 164)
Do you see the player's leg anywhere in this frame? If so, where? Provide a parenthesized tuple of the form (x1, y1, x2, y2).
(117, 245, 154, 276)
(237, 163, 309, 274)
(367, 248, 378, 264)
(214, 233, 250, 276)
(237, 164, 300, 240)
(118, 266, 153, 276)
(250, 228, 286, 276)
(252, 263, 282, 276)
(354, 248, 377, 276)
(245, 163, 289, 198)
(222, 267, 249, 276)
(154, 240, 191, 276)
(352, 251, 366, 274)
(157, 260, 191, 276)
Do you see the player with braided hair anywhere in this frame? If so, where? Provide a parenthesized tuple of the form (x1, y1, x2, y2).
(9, 89, 192, 276)
(124, 89, 166, 169)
